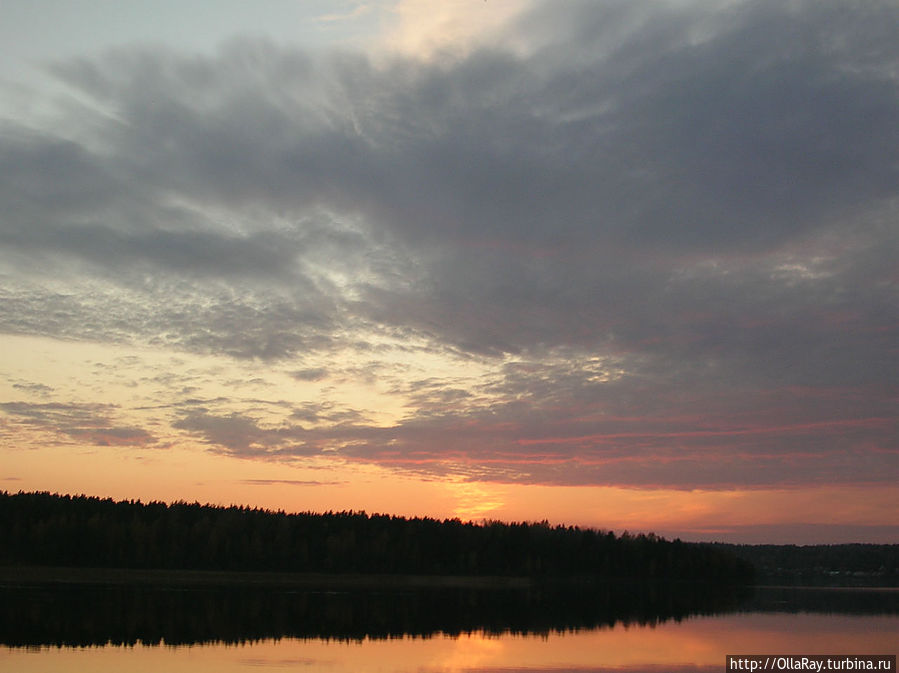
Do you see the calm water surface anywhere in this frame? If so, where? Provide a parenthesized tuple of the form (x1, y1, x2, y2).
(2, 584, 896, 672)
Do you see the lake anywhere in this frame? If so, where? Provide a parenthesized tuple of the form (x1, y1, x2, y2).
(1, 579, 896, 672)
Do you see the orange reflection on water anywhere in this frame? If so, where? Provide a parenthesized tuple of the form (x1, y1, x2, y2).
(3, 613, 897, 673)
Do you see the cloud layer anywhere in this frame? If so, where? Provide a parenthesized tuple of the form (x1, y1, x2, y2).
(1, 0, 896, 489)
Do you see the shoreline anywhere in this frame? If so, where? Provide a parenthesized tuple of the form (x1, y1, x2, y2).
(4, 566, 894, 590)
(0, 565, 539, 589)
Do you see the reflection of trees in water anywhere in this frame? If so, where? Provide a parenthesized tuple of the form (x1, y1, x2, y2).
(740, 586, 899, 616)
(1, 580, 751, 648)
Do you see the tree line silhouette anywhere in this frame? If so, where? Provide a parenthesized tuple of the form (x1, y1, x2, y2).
(721, 543, 899, 586)
(1, 491, 753, 581)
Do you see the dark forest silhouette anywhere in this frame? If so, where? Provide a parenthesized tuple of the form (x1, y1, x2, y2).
(5, 491, 899, 648)
(3, 577, 896, 648)
(0, 580, 754, 647)
(1, 491, 753, 581)
(723, 542, 899, 586)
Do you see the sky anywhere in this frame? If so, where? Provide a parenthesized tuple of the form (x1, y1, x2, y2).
(0, 0, 897, 545)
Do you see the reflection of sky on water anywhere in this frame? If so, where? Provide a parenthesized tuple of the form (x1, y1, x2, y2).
(4, 613, 897, 673)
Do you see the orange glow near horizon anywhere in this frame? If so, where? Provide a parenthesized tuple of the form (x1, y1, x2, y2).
(5, 437, 898, 544)
(2, 335, 897, 545)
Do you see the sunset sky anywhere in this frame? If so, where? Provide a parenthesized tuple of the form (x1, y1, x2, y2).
(1, 0, 896, 544)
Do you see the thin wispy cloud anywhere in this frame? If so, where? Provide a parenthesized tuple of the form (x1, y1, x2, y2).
(316, 4, 372, 24)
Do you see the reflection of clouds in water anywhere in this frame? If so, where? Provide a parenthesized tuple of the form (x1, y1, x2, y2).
(439, 632, 507, 673)
(236, 657, 324, 667)
(445, 668, 718, 673)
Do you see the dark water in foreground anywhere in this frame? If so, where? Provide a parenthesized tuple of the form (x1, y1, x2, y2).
(1, 580, 896, 672)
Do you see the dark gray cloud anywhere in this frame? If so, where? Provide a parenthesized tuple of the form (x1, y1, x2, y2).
(0, 401, 157, 447)
(0, 0, 896, 487)
(173, 409, 336, 457)
(173, 365, 896, 489)
(10, 381, 55, 396)
(289, 368, 329, 382)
